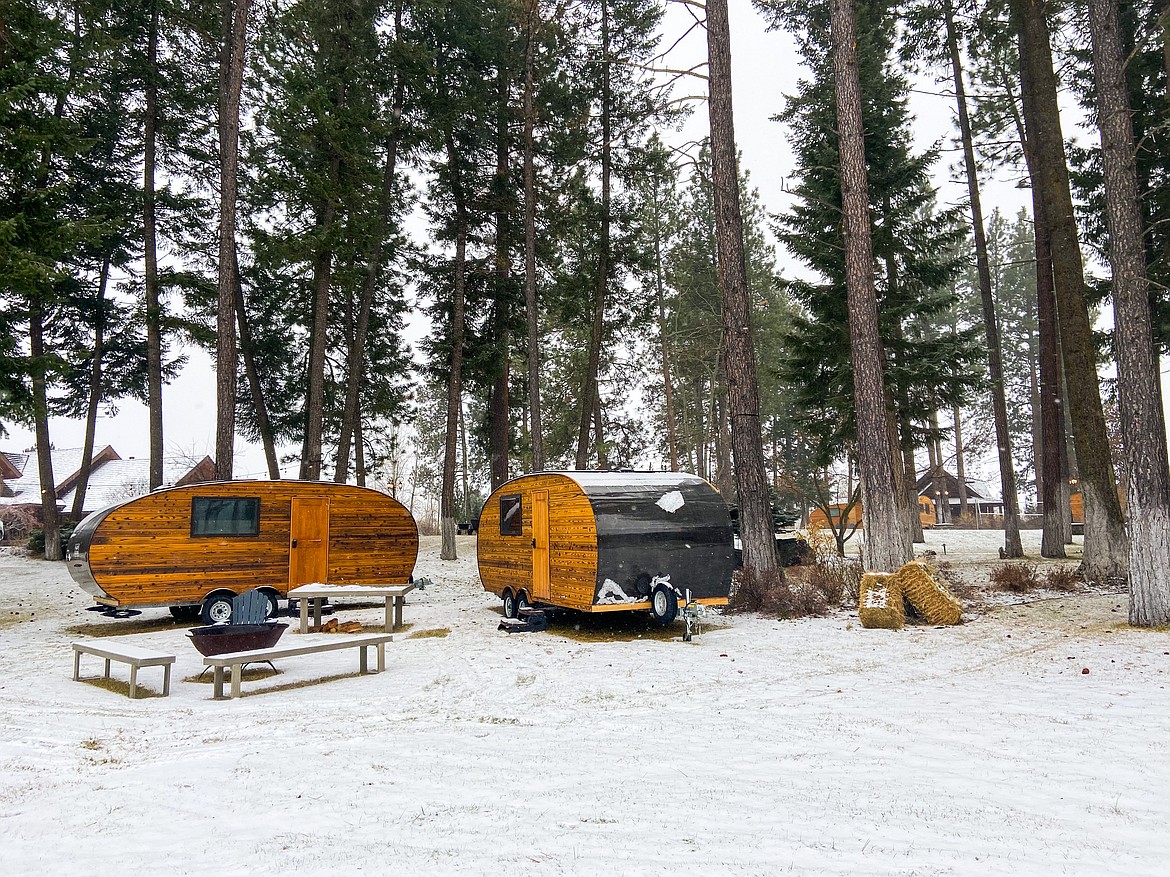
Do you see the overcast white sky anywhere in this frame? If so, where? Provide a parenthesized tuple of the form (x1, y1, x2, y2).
(4, 3, 1115, 488)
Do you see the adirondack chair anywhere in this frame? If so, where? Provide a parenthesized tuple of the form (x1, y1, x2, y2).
(232, 589, 274, 624)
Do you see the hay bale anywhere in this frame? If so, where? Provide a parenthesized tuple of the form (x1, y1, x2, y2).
(896, 561, 962, 625)
(858, 572, 904, 629)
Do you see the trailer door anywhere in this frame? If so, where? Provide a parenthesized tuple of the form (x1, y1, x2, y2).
(290, 496, 330, 588)
(531, 490, 550, 601)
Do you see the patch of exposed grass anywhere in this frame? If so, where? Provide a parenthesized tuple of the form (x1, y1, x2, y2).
(183, 666, 280, 685)
(67, 616, 181, 637)
(546, 610, 729, 643)
(407, 627, 450, 639)
(78, 676, 166, 698)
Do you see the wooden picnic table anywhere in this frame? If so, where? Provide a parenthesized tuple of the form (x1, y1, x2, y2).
(287, 583, 415, 634)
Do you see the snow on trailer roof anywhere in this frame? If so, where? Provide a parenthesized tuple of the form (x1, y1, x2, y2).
(543, 470, 713, 490)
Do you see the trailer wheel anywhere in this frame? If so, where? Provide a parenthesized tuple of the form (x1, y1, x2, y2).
(259, 589, 281, 620)
(649, 586, 678, 625)
(516, 592, 531, 615)
(502, 590, 518, 619)
(200, 592, 236, 625)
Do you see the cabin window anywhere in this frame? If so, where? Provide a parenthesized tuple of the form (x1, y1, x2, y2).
(499, 495, 523, 536)
(829, 507, 841, 519)
(190, 497, 261, 537)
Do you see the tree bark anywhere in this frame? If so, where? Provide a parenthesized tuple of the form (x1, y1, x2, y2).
(72, 257, 110, 518)
(1088, 0, 1170, 624)
(144, 0, 164, 490)
(522, 0, 544, 471)
(232, 248, 279, 479)
(489, 61, 511, 491)
(1015, 0, 1128, 579)
(576, 0, 611, 470)
(440, 125, 468, 561)
(829, 0, 909, 571)
(1033, 188, 1067, 556)
(215, 0, 250, 481)
(653, 208, 679, 471)
(706, 0, 777, 572)
(953, 407, 969, 518)
(944, 0, 1022, 555)
(29, 298, 61, 559)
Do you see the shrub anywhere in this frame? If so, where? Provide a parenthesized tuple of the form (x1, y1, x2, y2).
(728, 566, 837, 619)
(27, 523, 75, 559)
(1044, 566, 1081, 592)
(0, 506, 37, 545)
(809, 554, 864, 608)
(989, 561, 1040, 593)
(933, 561, 980, 602)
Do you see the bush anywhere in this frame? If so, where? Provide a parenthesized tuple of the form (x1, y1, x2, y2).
(0, 506, 37, 546)
(933, 561, 980, 602)
(989, 561, 1040, 593)
(27, 522, 75, 558)
(728, 566, 839, 619)
(808, 554, 864, 608)
(1044, 566, 1081, 592)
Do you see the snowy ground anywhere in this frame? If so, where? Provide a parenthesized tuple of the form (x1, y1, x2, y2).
(1, 531, 1168, 876)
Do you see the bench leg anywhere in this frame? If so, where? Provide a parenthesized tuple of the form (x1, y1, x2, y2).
(313, 598, 322, 630)
(104, 658, 111, 679)
(129, 664, 138, 699)
(162, 663, 172, 697)
(385, 597, 392, 633)
(73, 650, 81, 681)
(394, 596, 404, 631)
(377, 641, 385, 673)
(299, 599, 309, 635)
(231, 664, 242, 699)
(213, 666, 224, 699)
(359, 646, 368, 675)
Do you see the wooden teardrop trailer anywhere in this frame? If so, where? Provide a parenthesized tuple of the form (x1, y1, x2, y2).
(66, 481, 418, 623)
(477, 472, 735, 624)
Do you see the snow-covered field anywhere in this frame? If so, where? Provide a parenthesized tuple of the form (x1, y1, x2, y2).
(1, 531, 1168, 876)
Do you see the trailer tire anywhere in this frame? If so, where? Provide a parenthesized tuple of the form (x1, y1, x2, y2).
(502, 590, 518, 619)
(259, 589, 281, 620)
(649, 586, 678, 625)
(516, 592, 531, 615)
(200, 592, 236, 625)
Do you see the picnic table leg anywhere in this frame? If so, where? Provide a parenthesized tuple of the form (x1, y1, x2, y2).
(359, 645, 368, 675)
(394, 595, 404, 631)
(129, 664, 138, 699)
(384, 597, 392, 633)
(231, 663, 242, 699)
(73, 650, 81, 681)
(313, 598, 322, 630)
(299, 598, 309, 635)
(104, 658, 111, 679)
(377, 641, 385, 673)
(163, 663, 172, 697)
(213, 666, 224, 699)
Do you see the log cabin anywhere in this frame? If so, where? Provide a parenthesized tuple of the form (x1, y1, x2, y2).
(66, 481, 418, 623)
(808, 496, 936, 531)
(478, 472, 735, 624)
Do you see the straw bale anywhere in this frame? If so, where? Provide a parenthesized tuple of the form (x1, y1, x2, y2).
(896, 561, 962, 625)
(858, 572, 904, 629)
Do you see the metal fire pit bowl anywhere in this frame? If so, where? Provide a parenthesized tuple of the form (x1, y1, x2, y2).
(187, 622, 289, 657)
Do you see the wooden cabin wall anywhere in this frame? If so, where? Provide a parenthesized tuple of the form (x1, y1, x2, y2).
(87, 483, 416, 606)
(478, 475, 599, 611)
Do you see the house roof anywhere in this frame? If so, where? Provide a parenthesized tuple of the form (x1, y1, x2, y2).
(0, 447, 215, 515)
(914, 469, 987, 500)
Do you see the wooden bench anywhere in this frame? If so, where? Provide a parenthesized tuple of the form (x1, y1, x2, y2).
(287, 584, 415, 634)
(72, 641, 175, 698)
(202, 633, 394, 699)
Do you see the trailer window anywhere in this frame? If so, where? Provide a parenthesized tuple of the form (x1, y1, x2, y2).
(191, 497, 261, 537)
(499, 495, 523, 536)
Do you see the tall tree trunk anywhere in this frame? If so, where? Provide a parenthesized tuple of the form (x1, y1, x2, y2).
(953, 406, 969, 518)
(301, 76, 345, 481)
(886, 262, 922, 543)
(1034, 191, 1067, 556)
(654, 210, 679, 471)
(576, 0, 611, 470)
(233, 248, 279, 479)
(522, 0, 544, 471)
(72, 257, 111, 518)
(440, 126, 468, 561)
(829, 0, 909, 571)
(1088, 0, 1170, 624)
(336, 67, 404, 482)
(706, 0, 778, 573)
(215, 0, 250, 481)
(1015, 0, 1128, 579)
(355, 415, 366, 487)
(489, 63, 511, 491)
(1027, 317, 1043, 505)
(144, 0, 164, 490)
(29, 298, 61, 559)
(945, 0, 1022, 556)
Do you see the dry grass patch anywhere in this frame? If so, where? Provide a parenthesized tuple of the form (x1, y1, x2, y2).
(989, 561, 1041, 593)
(407, 627, 450, 639)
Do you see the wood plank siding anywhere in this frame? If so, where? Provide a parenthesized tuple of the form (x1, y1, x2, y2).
(81, 481, 417, 608)
(477, 474, 599, 612)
